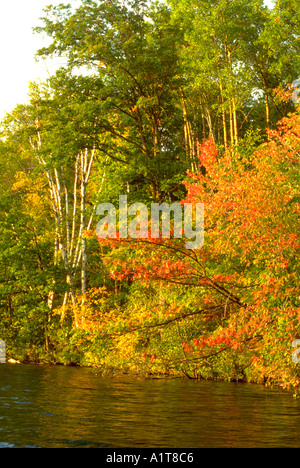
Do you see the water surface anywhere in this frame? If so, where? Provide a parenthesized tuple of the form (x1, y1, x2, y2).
(0, 364, 299, 448)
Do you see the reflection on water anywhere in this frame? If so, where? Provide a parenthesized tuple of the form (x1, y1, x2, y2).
(0, 363, 300, 448)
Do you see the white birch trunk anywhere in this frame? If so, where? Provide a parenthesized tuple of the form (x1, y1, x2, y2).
(31, 131, 101, 326)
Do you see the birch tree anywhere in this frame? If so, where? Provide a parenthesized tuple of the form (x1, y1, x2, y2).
(1, 74, 105, 327)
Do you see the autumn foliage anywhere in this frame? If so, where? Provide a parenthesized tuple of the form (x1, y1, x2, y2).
(1, 0, 300, 392)
(55, 109, 298, 390)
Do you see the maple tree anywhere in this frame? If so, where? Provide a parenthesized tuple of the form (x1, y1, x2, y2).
(66, 106, 299, 389)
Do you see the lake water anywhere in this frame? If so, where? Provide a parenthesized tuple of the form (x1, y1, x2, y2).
(0, 363, 300, 448)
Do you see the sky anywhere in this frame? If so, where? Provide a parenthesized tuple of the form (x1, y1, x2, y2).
(0, 0, 275, 119)
(0, 0, 80, 118)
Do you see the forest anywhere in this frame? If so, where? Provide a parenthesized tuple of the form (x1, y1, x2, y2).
(0, 0, 299, 392)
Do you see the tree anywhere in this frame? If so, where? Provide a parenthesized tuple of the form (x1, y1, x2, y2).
(169, 0, 297, 149)
(76, 108, 300, 387)
(35, 0, 188, 202)
(260, 0, 300, 82)
(0, 70, 111, 339)
(0, 109, 55, 358)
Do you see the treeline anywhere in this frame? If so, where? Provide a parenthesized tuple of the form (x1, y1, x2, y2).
(0, 0, 299, 390)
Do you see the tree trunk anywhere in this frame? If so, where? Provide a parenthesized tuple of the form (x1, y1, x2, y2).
(232, 97, 238, 146)
(80, 150, 87, 325)
(265, 93, 270, 141)
(219, 79, 228, 149)
(180, 89, 197, 172)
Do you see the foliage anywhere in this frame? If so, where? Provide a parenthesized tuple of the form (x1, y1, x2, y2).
(0, 0, 299, 393)
(53, 109, 300, 390)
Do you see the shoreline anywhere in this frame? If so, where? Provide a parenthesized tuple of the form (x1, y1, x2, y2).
(4, 357, 293, 393)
